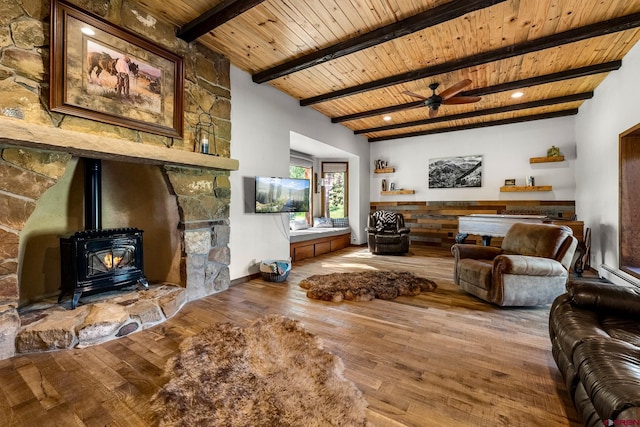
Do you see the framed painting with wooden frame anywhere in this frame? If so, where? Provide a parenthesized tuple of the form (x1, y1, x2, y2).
(50, 0, 184, 138)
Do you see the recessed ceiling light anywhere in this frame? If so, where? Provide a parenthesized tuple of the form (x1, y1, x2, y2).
(383, 115, 392, 121)
(81, 27, 95, 36)
(511, 91, 524, 99)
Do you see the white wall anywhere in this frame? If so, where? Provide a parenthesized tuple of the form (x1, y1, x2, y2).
(228, 38, 640, 282)
(229, 66, 370, 280)
(575, 41, 640, 276)
(370, 117, 577, 202)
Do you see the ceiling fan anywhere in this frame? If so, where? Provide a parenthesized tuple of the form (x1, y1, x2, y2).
(402, 79, 481, 118)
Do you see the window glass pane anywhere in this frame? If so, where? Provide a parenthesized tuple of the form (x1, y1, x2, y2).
(290, 165, 311, 222)
(324, 171, 346, 219)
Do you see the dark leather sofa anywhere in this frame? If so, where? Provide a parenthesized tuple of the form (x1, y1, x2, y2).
(549, 278, 640, 426)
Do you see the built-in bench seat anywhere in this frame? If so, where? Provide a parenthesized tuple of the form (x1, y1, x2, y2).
(289, 227, 351, 261)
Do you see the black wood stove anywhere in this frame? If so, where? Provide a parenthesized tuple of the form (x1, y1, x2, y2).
(58, 159, 148, 309)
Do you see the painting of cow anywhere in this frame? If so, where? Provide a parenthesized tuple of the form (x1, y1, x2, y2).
(87, 52, 117, 82)
(127, 61, 139, 77)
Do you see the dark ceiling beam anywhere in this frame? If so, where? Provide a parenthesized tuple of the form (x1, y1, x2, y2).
(462, 61, 621, 97)
(301, 13, 640, 106)
(355, 92, 593, 134)
(177, 0, 267, 42)
(368, 110, 579, 142)
(332, 100, 425, 123)
(332, 61, 620, 123)
(252, 0, 506, 84)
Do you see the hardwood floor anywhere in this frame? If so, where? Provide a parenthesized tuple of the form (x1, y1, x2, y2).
(0, 246, 581, 426)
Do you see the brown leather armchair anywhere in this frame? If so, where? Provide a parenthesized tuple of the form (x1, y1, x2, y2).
(366, 211, 410, 255)
(451, 222, 578, 306)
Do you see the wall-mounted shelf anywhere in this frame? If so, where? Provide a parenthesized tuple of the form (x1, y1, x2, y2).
(381, 189, 414, 195)
(529, 156, 565, 164)
(500, 185, 552, 192)
(374, 167, 395, 173)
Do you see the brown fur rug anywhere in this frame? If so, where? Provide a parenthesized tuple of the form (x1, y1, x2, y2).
(299, 270, 437, 302)
(151, 315, 368, 427)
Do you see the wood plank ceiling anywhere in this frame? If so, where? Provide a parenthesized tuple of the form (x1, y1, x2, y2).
(137, 0, 640, 142)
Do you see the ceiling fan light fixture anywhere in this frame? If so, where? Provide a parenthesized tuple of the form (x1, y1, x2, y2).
(511, 91, 524, 99)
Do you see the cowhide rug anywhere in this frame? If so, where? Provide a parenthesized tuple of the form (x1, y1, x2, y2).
(151, 315, 368, 427)
(299, 270, 437, 302)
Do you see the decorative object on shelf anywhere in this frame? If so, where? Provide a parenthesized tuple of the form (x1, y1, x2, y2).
(547, 145, 562, 157)
(390, 182, 396, 190)
(504, 178, 516, 186)
(50, 0, 184, 138)
(429, 154, 482, 188)
(195, 112, 217, 155)
(526, 176, 535, 186)
(381, 179, 387, 191)
(374, 159, 388, 169)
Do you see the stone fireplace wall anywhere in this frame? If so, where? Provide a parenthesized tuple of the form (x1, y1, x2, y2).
(0, 0, 234, 359)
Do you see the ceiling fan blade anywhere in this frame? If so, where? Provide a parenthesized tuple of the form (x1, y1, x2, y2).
(443, 96, 482, 105)
(439, 79, 473, 101)
(429, 108, 439, 118)
(402, 90, 428, 101)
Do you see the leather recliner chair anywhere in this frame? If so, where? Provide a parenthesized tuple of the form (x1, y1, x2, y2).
(451, 222, 578, 306)
(366, 211, 410, 255)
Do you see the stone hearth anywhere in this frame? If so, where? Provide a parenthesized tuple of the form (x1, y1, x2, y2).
(0, 0, 239, 360)
(16, 284, 186, 353)
(0, 145, 235, 360)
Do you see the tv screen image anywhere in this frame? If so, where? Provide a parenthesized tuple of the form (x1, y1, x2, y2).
(255, 177, 310, 213)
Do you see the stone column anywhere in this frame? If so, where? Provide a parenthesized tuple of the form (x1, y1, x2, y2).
(0, 148, 70, 358)
(183, 220, 230, 301)
(164, 167, 231, 301)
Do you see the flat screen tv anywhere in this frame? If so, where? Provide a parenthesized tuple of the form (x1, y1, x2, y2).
(255, 177, 310, 213)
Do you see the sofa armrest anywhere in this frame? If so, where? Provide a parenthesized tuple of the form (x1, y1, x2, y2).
(493, 255, 567, 277)
(398, 227, 410, 235)
(568, 279, 640, 316)
(451, 244, 502, 260)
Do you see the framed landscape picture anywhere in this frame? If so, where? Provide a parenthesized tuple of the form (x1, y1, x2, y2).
(50, 0, 184, 138)
(428, 155, 483, 188)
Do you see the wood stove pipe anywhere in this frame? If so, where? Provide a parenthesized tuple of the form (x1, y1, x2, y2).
(84, 158, 102, 230)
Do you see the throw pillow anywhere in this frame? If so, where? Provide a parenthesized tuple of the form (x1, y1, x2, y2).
(290, 220, 308, 230)
(313, 217, 333, 228)
(332, 217, 349, 227)
(372, 210, 397, 231)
